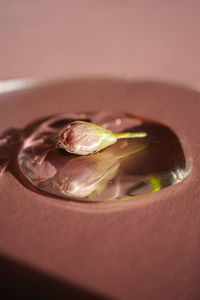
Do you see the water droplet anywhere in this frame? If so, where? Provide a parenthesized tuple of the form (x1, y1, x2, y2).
(1, 111, 191, 202)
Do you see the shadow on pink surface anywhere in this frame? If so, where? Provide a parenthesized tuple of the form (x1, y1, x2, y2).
(0, 253, 110, 299)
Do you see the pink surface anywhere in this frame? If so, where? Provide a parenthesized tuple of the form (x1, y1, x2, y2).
(0, 0, 200, 85)
(0, 79, 200, 299)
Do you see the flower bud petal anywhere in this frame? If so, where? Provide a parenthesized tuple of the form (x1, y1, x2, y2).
(57, 121, 147, 155)
(57, 121, 117, 155)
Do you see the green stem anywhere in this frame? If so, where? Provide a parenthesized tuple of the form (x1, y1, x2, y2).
(114, 132, 147, 139)
(149, 174, 161, 192)
(116, 174, 161, 201)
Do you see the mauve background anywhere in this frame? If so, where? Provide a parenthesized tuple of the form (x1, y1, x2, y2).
(0, 0, 200, 85)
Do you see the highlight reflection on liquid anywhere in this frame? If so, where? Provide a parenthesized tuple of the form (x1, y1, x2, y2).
(10, 111, 190, 202)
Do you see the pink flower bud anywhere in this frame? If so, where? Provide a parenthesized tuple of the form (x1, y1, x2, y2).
(57, 121, 147, 155)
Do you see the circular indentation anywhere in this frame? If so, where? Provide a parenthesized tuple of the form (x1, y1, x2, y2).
(16, 111, 191, 202)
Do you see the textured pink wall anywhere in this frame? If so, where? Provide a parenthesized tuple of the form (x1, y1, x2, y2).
(0, 0, 200, 85)
(0, 79, 200, 299)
